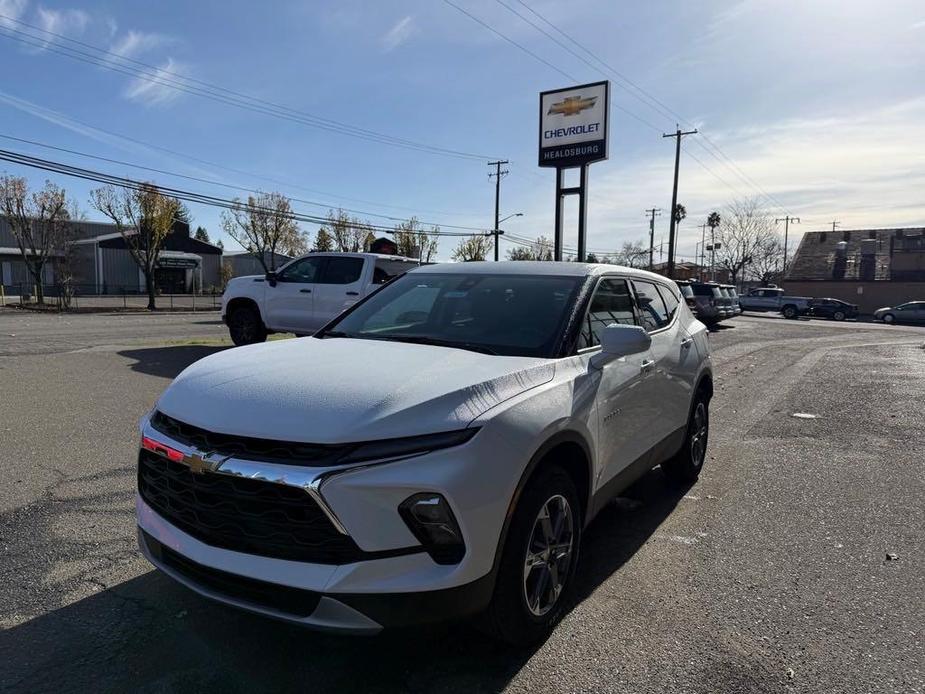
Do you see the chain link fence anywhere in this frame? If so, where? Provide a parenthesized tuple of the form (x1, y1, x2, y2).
(0, 283, 221, 312)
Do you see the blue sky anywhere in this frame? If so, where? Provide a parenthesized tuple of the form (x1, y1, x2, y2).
(1, 0, 923, 260)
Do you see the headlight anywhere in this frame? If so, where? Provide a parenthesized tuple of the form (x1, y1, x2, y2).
(336, 428, 479, 465)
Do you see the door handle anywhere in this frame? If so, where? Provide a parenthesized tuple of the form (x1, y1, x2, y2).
(299, 289, 312, 294)
(640, 359, 655, 372)
(680, 336, 694, 348)
(346, 291, 359, 296)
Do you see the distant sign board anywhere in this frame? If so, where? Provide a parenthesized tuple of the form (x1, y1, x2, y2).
(538, 80, 609, 168)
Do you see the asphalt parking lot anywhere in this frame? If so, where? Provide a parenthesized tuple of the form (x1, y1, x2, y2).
(1, 310, 924, 693)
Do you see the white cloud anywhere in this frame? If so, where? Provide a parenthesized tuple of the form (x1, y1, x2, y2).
(34, 6, 89, 43)
(381, 15, 415, 52)
(123, 57, 185, 107)
(0, 0, 27, 27)
(109, 29, 167, 59)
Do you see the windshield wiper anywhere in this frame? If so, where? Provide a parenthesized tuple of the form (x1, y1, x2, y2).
(319, 330, 354, 339)
(371, 335, 498, 355)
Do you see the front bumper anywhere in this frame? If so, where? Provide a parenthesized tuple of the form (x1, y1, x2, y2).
(139, 528, 492, 632)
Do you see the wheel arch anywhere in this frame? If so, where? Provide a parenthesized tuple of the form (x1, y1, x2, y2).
(488, 430, 593, 581)
(225, 296, 264, 324)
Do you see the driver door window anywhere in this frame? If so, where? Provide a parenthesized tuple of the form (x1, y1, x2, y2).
(578, 278, 636, 350)
(278, 257, 324, 283)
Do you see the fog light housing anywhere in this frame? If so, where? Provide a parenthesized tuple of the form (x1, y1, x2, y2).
(398, 493, 465, 565)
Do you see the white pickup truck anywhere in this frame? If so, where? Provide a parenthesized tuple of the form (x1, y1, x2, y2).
(221, 252, 421, 344)
(738, 287, 812, 319)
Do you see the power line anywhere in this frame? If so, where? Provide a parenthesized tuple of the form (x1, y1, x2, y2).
(0, 147, 487, 237)
(495, 1, 794, 216)
(0, 15, 497, 162)
(0, 94, 480, 217)
(0, 133, 488, 232)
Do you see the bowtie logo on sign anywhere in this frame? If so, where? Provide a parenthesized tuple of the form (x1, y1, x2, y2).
(547, 95, 598, 117)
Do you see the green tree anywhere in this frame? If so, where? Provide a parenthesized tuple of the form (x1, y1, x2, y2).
(91, 183, 181, 310)
(221, 192, 301, 273)
(314, 226, 334, 251)
(393, 217, 438, 262)
(451, 234, 492, 262)
(194, 226, 210, 243)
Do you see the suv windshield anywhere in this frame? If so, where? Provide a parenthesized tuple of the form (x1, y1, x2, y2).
(320, 272, 584, 358)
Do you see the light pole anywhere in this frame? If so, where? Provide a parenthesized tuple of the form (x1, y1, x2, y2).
(493, 213, 523, 260)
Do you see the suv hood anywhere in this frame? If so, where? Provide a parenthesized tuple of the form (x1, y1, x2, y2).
(155, 337, 554, 444)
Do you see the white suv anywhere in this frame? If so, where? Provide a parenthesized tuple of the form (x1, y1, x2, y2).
(137, 262, 713, 644)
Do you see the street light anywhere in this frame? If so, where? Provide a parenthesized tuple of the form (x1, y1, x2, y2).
(492, 213, 524, 260)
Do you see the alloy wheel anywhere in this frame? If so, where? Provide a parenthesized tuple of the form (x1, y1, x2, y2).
(523, 495, 574, 617)
(690, 401, 708, 468)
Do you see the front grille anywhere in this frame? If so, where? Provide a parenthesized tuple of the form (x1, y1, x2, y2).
(142, 531, 322, 617)
(138, 450, 364, 563)
(151, 411, 352, 466)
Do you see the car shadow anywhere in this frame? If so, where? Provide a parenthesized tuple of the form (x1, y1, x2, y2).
(0, 466, 687, 693)
(118, 345, 228, 379)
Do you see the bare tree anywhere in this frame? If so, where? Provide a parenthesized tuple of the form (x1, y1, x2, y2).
(615, 240, 649, 268)
(748, 234, 787, 285)
(91, 183, 180, 310)
(393, 217, 438, 262)
(52, 201, 85, 310)
(220, 260, 234, 289)
(717, 197, 777, 284)
(507, 236, 553, 261)
(321, 209, 374, 253)
(1, 177, 70, 304)
(451, 234, 492, 262)
(221, 192, 302, 273)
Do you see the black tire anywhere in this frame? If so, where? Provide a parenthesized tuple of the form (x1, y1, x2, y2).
(832, 310, 846, 321)
(882, 313, 895, 324)
(483, 466, 581, 647)
(782, 304, 798, 319)
(228, 305, 267, 346)
(662, 390, 709, 485)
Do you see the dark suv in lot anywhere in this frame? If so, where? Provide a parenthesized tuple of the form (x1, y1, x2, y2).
(808, 298, 859, 321)
(678, 281, 723, 325)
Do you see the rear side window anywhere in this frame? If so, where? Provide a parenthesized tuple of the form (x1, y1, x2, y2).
(632, 280, 670, 332)
(578, 278, 636, 350)
(679, 284, 694, 299)
(320, 257, 364, 284)
(656, 284, 680, 322)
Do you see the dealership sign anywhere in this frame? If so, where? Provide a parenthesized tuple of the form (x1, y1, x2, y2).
(538, 80, 609, 168)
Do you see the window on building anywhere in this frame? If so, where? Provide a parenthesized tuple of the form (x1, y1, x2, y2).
(577, 278, 636, 350)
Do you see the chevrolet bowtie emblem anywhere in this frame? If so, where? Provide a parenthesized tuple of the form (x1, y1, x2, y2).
(185, 450, 216, 475)
(548, 95, 597, 117)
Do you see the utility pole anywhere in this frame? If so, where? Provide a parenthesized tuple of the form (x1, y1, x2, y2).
(488, 160, 509, 261)
(830, 219, 840, 233)
(775, 216, 800, 279)
(699, 222, 707, 273)
(662, 126, 697, 278)
(645, 208, 662, 270)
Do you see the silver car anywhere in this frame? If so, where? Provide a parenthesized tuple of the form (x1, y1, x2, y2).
(874, 301, 925, 325)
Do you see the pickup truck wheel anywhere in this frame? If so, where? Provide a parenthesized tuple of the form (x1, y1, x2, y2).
(833, 310, 846, 321)
(662, 393, 709, 485)
(482, 466, 580, 646)
(228, 305, 267, 346)
(782, 305, 798, 319)
(882, 313, 895, 324)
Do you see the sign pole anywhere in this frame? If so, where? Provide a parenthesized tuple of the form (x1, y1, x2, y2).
(539, 80, 609, 263)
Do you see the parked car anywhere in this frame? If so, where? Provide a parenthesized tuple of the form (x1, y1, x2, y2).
(873, 301, 925, 325)
(221, 252, 422, 345)
(725, 285, 742, 315)
(138, 262, 714, 644)
(716, 286, 735, 319)
(678, 280, 723, 324)
(738, 287, 812, 319)
(808, 298, 859, 321)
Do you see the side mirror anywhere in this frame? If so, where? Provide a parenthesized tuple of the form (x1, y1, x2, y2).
(599, 323, 651, 358)
(265, 271, 277, 287)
